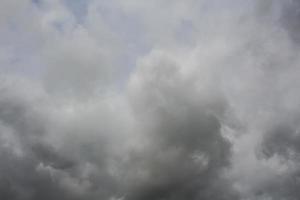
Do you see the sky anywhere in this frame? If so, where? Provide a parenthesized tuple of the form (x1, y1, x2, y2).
(1, 0, 300, 200)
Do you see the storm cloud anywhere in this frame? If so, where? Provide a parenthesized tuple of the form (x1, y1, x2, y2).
(1, 0, 300, 200)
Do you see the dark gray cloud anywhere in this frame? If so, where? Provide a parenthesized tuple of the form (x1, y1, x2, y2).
(279, 0, 300, 43)
(0, 54, 237, 200)
(0, 77, 77, 200)
(0, 76, 122, 200)
(123, 53, 237, 200)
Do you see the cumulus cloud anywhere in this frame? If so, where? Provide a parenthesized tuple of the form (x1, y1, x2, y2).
(1, 0, 300, 200)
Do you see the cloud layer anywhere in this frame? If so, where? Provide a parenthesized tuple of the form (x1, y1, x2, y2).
(1, 0, 300, 200)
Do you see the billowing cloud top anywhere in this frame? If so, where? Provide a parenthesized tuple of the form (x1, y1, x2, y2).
(1, 0, 300, 200)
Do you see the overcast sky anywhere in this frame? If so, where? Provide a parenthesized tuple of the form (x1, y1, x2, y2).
(1, 0, 300, 200)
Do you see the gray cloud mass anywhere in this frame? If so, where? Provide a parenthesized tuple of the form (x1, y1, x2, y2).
(1, 0, 300, 200)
